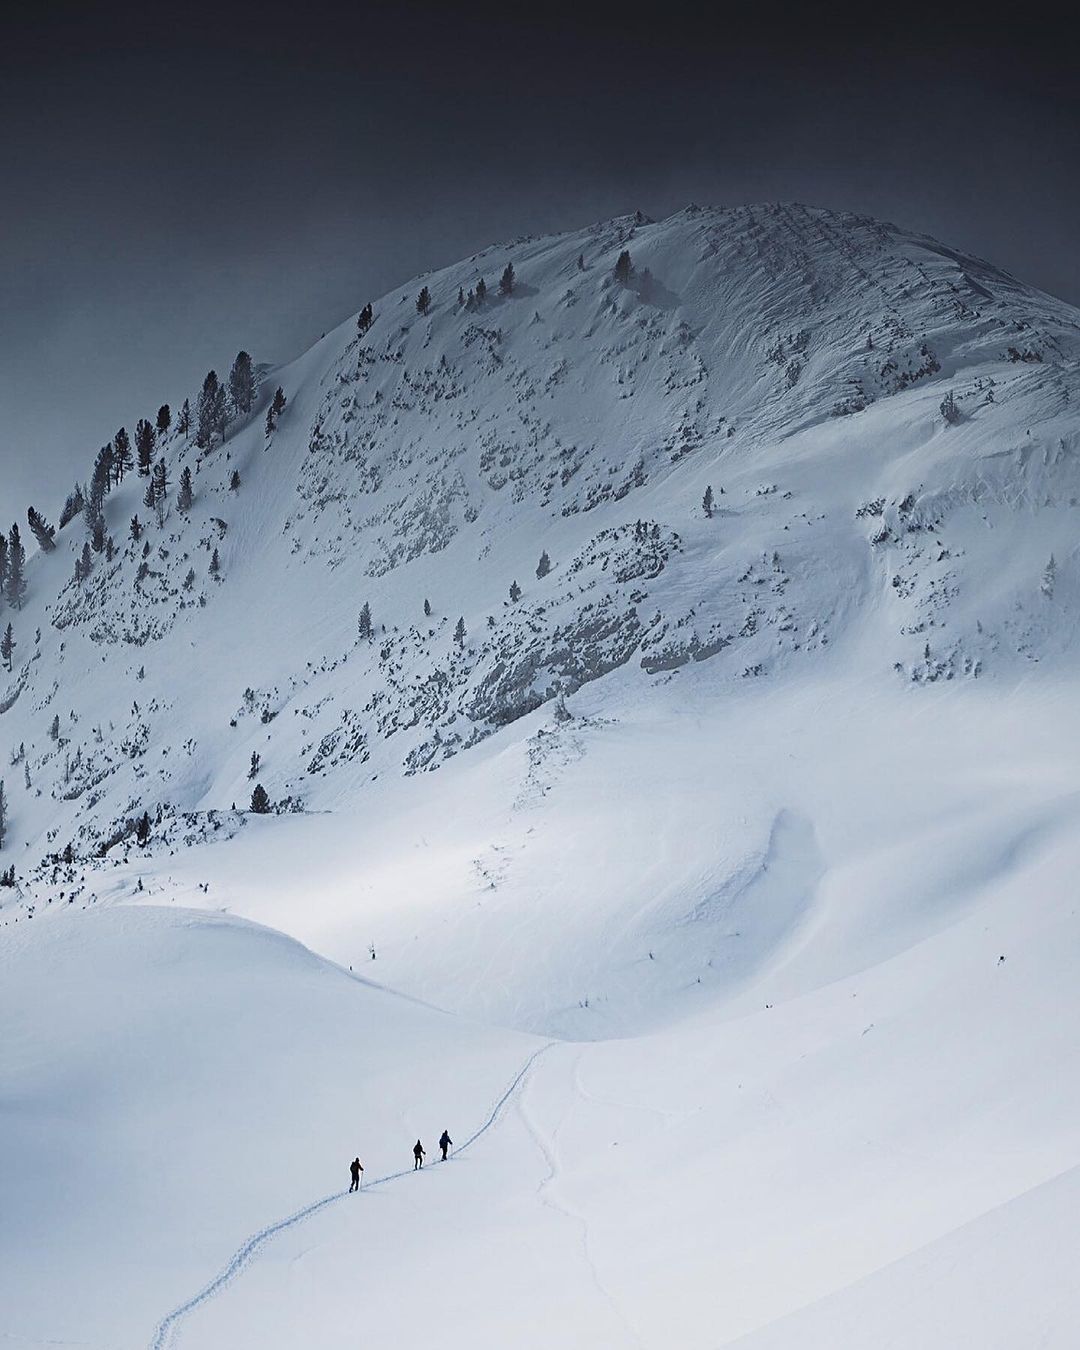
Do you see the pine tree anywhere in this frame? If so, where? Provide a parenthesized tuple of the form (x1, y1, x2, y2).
(48, 714, 59, 741)
(499, 262, 515, 297)
(1, 623, 14, 672)
(0, 779, 6, 850)
(228, 350, 256, 415)
(177, 398, 192, 435)
(703, 485, 714, 518)
(454, 616, 466, 646)
(79, 541, 93, 578)
(416, 285, 431, 315)
(424, 597, 432, 617)
(509, 580, 522, 602)
(0, 534, 7, 598)
(156, 403, 171, 435)
(152, 459, 169, 526)
(135, 419, 155, 476)
(614, 249, 632, 284)
(249, 751, 261, 779)
(357, 303, 374, 334)
(196, 371, 224, 448)
(91, 515, 106, 554)
(136, 810, 151, 845)
(475, 277, 487, 304)
(113, 427, 133, 482)
(250, 783, 271, 814)
(6, 525, 26, 610)
(577, 252, 585, 271)
(358, 602, 373, 640)
(143, 480, 156, 512)
(59, 484, 85, 529)
(265, 386, 287, 436)
(229, 469, 241, 492)
(27, 508, 56, 552)
(130, 515, 142, 541)
(940, 390, 961, 425)
(209, 547, 221, 578)
(457, 287, 464, 307)
(89, 444, 113, 510)
(536, 550, 551, 579)
(177, 466, 193, 512)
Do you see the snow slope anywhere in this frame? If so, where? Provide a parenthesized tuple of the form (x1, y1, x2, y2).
(2, 203, 1080, 1347)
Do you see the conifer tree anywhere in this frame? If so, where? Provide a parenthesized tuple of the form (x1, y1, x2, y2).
(265, 386, 287, 436)
(416, 285, 431, 315)
(614, 249, 632, 284)
(113, 427, 133, 482)
(536, 550, 551, 579)
(229, 469, 241, 492)
(136, 810, 151, 845)
(424, 597, 432, 617)
(177, 466, 193, 513)
(27, 508, 56, 552)
(196, 371, 224, 449)
(0, 779, 6, 850)
(228, 350, 256, 415)
(703, 485, 714, 518)
(130, 515, 142, 541)
(250, 783, 271, 813)
(577, 252, 585, 271)
(59, 484, 85, 529)
(357, 303, 374, 334)
(6, 525, 26, 610)
(475, 277, 487, 304)
(89, 444, 113, 510)
(0, 534, 7, 597)
(1, 623, 14, 672)
(177, 398, 192, 435)
(152, 459, 169, 525)
(454, 616, 466, 646)
(457, 287, 464, 306)
(79, 540, 92, 580)
(509, 579, 521, 602)
(499, 262, 515, 297)
(209, 547, 221, 578)
(135, 419, 155, 476)
(156, 404, 171, 435)
(357, 602, 373, 640)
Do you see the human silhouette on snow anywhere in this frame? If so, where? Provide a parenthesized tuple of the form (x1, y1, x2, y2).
(349, 1157, 363, 1192)
(439, 1129, 452, 1161)
(413, 1140, 425, 1169)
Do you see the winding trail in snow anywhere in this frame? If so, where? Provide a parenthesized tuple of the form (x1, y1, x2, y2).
(147, 1042, 555, 1350)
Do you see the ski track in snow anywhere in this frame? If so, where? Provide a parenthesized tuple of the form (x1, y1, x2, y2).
(147, 1042, 555, 1350)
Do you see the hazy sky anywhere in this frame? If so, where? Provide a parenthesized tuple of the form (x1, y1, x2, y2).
(2, 5, 1076, 524)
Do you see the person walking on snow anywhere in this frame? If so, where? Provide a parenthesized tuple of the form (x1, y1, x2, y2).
(349, 1157, 363, 1192)
(439, 1129, 453, 1161)
(413, 1139, 425, 1169)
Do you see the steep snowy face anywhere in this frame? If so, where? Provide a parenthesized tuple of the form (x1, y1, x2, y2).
(1, 203, 1079, 906)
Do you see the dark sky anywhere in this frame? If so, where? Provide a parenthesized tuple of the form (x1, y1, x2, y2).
(1, 3, 1076, 523)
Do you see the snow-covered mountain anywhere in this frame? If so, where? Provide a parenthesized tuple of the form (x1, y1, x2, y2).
(3, 204, 1080, 1349)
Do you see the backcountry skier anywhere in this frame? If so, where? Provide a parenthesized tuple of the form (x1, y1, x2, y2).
(439, 1129, 453, 1161)
(413, 1139, 425, 1169)
(349, 1157, 363, 1192)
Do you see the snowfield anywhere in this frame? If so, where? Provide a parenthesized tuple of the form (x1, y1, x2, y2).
(2, 203, 1079, 1347)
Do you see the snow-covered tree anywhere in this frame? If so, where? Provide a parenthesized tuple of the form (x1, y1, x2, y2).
(416, 286, 431, 315)
(424, 597, 432, 617)
(0, 779, 6, 849)
(509, 580, 522, 602)
(454, 616, 466, 646)
(209, 547, 221, 578)
(59, 484, 84, 529)
(703, 485, 714, 518)
(940, 391, 961, 426)
(358, 602, 373, 640)
(113, 427, 133, 482)
(250, 783, 271, 814)
(152, 459, 169, 526)
(249, 751, 261, 780)
(130, 515, 142, 541)
(177, 398, 191, 435)
(499, 262, 515, 297)
(196, 371, 226, 449)
(475, 277, 487, 304)
(6, 525, 26, 610)
(136, 811, 151, 845)
(135, 419, 155, 476)
(357, 303, 374, 334)
(536, 550, 551, 579)
(1, 622, 14, 672)
(27, 508, 56, 552)
(229, 469, 241, 492)
(265, 386, 287, 437)
(177, 466, 193, 513)
(228, 351, 256, 416)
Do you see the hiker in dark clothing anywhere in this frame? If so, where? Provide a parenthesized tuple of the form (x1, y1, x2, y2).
(413, 1139, 425, 1169)
(439, 1130, 453, 1161)
(349, 1157, 363, 1192)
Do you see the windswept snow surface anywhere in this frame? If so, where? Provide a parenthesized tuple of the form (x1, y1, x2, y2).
(2, 204, 1080, 1346)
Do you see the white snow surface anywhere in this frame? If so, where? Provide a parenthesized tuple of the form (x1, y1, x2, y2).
(2, 203, 1080, 1347)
